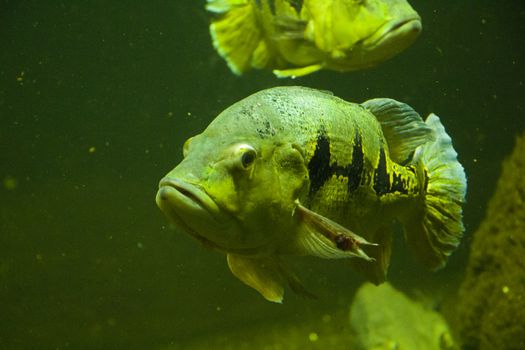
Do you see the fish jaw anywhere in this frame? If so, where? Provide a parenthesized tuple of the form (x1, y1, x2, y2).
(364, 17, 422, 51)
(326, 16, 421, 72)
(156, 177, 226, 244)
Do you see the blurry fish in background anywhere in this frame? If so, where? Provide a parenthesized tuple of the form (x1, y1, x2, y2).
(206, 0, 422, 78)
(156, 86, 466, 302)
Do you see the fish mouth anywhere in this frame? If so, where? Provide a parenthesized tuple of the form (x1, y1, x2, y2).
(156, 177, 222, 235)
(156, 178, 269, 255)
(366, 17, 422, 48)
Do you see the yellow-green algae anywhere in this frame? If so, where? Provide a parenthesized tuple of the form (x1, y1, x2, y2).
(456, 132, 525, 349)
(350, 282, 455, 350)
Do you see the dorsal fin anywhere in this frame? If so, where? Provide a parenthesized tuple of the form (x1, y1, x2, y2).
(362, 98, 435, 164)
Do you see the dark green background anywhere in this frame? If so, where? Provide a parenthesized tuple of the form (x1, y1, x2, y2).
(1, 1, 524, 348)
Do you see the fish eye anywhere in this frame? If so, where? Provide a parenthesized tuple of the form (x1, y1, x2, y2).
(232, 144, 257, 170)
(241, 149, 256, 168)
(182, 137, 193, 158)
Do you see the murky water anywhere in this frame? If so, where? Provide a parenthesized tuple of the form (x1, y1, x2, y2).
(1, 1, 524, 348)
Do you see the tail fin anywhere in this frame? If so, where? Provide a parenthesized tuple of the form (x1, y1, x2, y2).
(207, 0, 266, 74)
(403, 113, 467, 269)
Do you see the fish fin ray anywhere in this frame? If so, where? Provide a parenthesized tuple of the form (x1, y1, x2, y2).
(403, 113, 466, 269)
(271, 15, 307, 40)
(362, 98, 435, 164)
(294, 202, 376, 261)
(207, 0, 262, 74)
(251, 39, 271, 69)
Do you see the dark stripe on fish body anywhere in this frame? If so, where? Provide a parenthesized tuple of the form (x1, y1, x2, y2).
(308, 130, 366, 200)
(308, 132, 332, 197)
(345, 131, 364, 192)
(268, 0, 276, 14)
(390, 171, 409, 195)
(289, 0, 303, 14)
(423, 168, 429, 192)
(373, 148, 390, 195)
(254, 0, 262, 8)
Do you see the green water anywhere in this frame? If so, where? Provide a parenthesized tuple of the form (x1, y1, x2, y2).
(1, 1, 524, 349)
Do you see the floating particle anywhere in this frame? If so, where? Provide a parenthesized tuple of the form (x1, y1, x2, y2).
(16, 71, 25, 83)
(308, 332, 318, 342)
(3, 176, 18, 190)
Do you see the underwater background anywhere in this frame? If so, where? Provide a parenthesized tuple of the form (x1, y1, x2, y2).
(1, 1, 524, 349)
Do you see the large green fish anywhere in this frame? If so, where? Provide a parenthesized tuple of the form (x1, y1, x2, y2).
(206, 0, 422, 77)
(156, 86, 466, 302)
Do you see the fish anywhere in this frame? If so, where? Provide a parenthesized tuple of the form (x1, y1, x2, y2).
(206, 0, 422, 78)
(156, 86, 467, 303)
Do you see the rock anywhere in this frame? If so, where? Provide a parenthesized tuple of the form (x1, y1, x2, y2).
(456, 133, 525, 349)
(349, 282, 455, 350)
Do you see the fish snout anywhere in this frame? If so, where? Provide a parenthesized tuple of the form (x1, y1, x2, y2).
(156, 177, 221, 220)
(379, 17, 422, 45)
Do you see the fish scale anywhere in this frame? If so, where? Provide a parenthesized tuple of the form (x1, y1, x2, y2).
(302, 125, 420, 236)
(156, 86, 466, 302)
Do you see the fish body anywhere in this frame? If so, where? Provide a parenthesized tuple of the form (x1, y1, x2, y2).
(207, 0, 422, 77)
(156, 86, 466, 302)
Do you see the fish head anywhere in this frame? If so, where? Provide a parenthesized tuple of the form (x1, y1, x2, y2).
(156, 97, 310, 254)
(303, 0, 421, 71)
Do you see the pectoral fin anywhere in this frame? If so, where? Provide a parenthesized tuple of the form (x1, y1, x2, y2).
(294, 201, 377, 261)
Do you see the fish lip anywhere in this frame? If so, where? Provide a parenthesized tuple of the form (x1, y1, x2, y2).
(156, 178, 244, 253)
(157, 177, 221, 220)
(366, 17, 422, 46)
